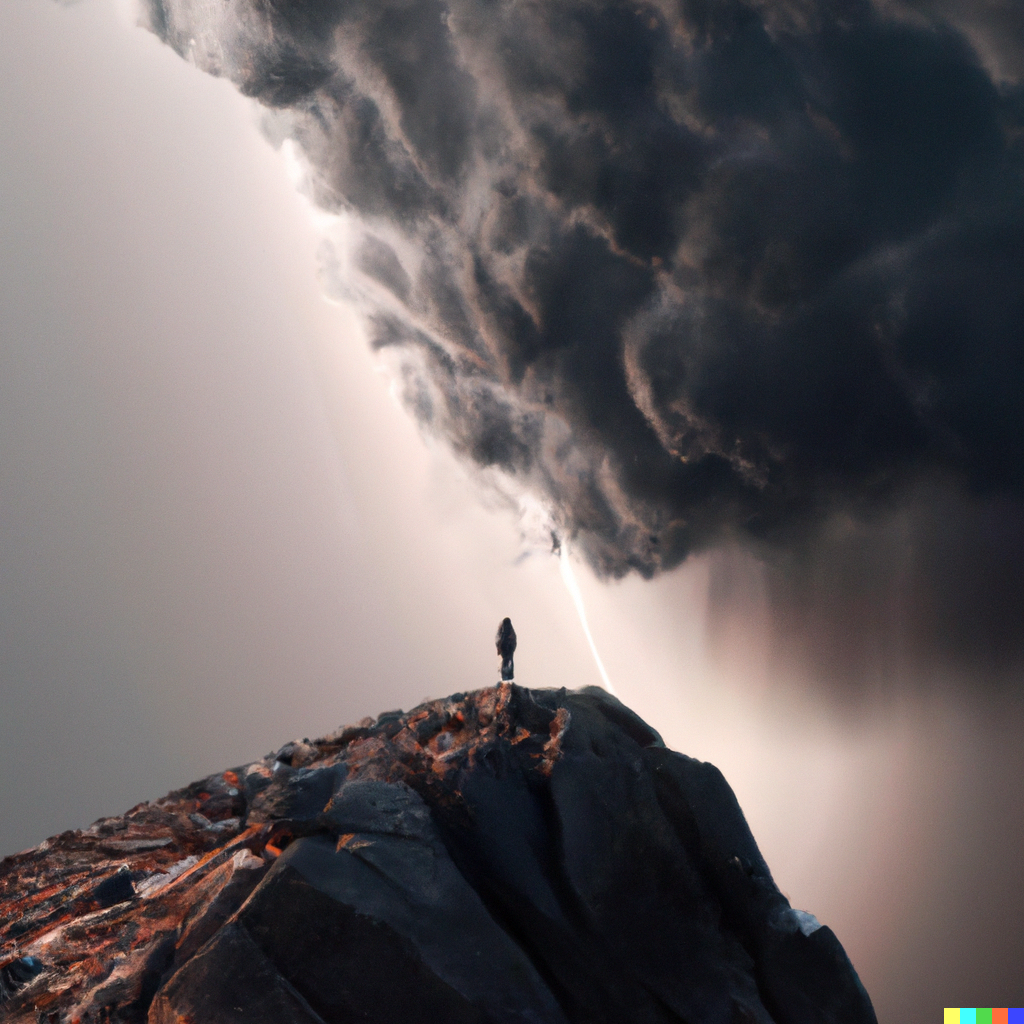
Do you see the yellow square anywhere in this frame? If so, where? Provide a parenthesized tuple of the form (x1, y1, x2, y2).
(945, 1010, 961, 1024)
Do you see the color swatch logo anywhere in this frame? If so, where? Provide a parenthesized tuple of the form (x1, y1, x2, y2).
(945, 1011, 1024, 1023)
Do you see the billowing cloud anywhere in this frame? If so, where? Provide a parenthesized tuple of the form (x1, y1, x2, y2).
(142, 0, 1024, 663)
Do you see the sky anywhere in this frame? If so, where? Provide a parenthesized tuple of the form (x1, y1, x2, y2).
(2, 0, 1024, 1021)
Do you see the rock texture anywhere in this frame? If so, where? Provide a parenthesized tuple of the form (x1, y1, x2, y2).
(0, 684, 876, 1023)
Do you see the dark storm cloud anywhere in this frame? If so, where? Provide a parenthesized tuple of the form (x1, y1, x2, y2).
(144, 0, 1024, 659)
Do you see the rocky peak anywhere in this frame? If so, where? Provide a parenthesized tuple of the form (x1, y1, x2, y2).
(0, 684, 876, 1023)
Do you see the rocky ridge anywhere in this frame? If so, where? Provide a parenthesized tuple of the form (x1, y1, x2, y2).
(0, 684, 876, 1023)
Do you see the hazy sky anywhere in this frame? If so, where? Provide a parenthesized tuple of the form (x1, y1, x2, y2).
(2, 2, 1024, 1021)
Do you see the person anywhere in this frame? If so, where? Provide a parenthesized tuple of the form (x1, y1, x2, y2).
(495, 617, 516, 681)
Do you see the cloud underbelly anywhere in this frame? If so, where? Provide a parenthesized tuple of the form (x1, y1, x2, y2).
(142, 0, 1024, 664)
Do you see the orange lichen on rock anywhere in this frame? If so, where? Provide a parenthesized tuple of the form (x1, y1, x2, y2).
(0, 683, 877, 1024)
(0, 685, 569, 1021)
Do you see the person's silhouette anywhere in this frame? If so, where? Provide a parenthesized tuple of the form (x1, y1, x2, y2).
(495, 618, 517, 681)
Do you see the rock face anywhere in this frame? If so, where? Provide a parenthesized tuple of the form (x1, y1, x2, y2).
(0, 685, 876, 1023)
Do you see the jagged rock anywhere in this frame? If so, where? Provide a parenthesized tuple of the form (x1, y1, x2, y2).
(0, 685, 876, 1023)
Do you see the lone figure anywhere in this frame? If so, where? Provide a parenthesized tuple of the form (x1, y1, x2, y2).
(495, 617, 517, 681)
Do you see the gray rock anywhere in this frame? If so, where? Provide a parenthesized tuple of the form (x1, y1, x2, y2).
(154, 684, 875, 1024)
(1, 685, 876, 1024)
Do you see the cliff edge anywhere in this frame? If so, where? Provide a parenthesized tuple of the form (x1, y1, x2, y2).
(0, 684, 876, 1023)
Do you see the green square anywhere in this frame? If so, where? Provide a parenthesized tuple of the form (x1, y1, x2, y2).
(977, 1011, 993, 1024)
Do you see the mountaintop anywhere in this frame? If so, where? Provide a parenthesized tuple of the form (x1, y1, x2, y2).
(0, 683, 876, 1023)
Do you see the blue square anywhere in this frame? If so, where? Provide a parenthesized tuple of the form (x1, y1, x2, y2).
(1007, 1010, 1024, 1024)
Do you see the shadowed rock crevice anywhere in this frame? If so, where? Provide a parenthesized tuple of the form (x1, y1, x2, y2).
(0, 685, 876, 1023)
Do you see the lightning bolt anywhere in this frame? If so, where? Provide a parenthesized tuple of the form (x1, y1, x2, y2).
(559, 542, 617, 697)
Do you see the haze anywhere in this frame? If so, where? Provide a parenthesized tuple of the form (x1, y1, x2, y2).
(2, 3, 1023, 1022)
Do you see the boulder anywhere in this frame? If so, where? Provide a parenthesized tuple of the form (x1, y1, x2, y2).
(0, 684, 876, 1023)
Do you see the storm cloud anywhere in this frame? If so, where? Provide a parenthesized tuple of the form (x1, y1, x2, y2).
(143, 0, 1024, 666)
